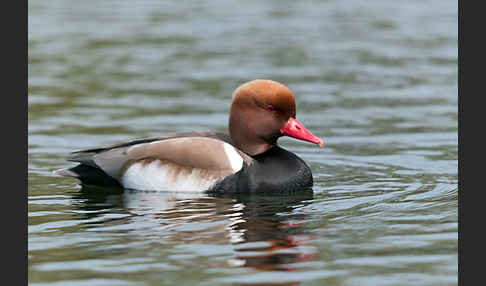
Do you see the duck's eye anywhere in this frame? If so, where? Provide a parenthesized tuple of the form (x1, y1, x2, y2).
(266, 105, 276, 112)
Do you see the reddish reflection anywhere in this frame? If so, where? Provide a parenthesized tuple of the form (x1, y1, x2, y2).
(221, 192, 316, 286)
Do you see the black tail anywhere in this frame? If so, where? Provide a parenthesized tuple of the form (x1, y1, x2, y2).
(54, 164, 122, 188)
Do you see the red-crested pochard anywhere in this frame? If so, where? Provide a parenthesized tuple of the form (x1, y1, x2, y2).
(55, 79, 323, 193)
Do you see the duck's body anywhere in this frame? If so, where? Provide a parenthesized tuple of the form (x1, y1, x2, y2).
(56, 80, 323, 193)
(215, 144, 314, 193)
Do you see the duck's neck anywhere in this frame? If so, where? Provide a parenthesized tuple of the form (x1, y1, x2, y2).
(233, 139, 274, 157)
(229, 118, 275, 156)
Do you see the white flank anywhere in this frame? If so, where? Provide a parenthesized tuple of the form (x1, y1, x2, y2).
(223, 143, 244, 172)
(121, 160, 218, 192)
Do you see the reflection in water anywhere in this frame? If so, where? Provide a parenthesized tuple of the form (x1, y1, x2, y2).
(75, 186, 315, 285)
(222, 192, 315, 275)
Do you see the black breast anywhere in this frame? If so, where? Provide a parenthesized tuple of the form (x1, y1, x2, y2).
(210, 146, 313, 194)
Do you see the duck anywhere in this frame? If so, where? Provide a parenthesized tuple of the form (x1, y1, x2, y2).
(55, 79, 324, 193)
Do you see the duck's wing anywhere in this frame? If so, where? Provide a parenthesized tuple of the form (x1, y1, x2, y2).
(71, 131, 232, 155)
(56, 132, 254, 191)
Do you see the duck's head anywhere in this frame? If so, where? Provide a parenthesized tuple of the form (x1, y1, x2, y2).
(229, 79, 323, 155)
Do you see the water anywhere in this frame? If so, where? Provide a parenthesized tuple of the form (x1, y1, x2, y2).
(28, 0, 458, 285)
